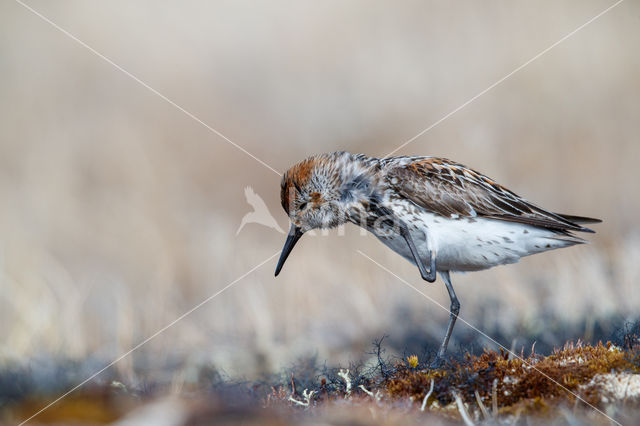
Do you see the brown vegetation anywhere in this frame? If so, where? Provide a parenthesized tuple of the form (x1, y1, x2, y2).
(4, 340, 640, 424)
(386, 341, 639, 420)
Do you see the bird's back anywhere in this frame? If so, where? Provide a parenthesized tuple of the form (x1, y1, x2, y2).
(371, 156, 600, 272)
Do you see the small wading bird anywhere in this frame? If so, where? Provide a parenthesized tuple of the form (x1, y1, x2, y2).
(274, 152, 600, 361)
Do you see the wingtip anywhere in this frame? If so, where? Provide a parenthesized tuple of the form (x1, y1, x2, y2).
(557, 213, 602, 225)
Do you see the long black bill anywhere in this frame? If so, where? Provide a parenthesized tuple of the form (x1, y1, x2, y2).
(274, 224, 304, 276)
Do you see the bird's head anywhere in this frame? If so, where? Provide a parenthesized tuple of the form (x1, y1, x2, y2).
(275, 153, 366, 276)
(280, 156, 347, 232)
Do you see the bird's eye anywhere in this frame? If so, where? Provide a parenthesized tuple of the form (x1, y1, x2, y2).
(299, 202, 308, 210)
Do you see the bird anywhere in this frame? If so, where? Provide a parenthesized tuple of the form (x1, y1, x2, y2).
(236, 186, 285, 235)
(273, 151, 601, 361)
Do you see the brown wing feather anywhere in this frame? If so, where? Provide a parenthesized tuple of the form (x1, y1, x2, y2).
(555, 213, 602, 224)
(385, 157, 598, 233)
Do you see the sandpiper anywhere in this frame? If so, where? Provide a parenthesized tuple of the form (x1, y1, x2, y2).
(274, 152, 600, 359)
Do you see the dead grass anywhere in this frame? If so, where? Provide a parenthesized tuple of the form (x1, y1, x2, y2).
(1, 0, 639, 379)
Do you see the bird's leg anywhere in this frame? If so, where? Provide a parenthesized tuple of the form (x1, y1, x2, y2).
(368, 203, 436, 282)
(398, 223, 437, 283)
(436, 271, 460, 359)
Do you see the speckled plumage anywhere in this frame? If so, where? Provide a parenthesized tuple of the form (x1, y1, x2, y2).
(275, 151, 600, 358)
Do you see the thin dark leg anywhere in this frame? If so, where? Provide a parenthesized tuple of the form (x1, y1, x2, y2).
(399, 225, 436, 282)
(368, 204, 436, 283)
(437, 271, 460, 359)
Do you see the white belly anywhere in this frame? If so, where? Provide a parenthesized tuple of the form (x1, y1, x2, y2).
(372, 211, 579, 272)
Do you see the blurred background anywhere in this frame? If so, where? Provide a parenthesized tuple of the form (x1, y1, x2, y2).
(1, 0, 639, 392)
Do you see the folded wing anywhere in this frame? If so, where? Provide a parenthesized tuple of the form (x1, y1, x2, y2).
(384, 157, 600, 234)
